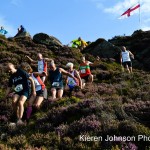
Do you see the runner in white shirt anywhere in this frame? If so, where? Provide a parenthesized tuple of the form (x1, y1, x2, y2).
(25, 53, 52, 82)
(65, 62, 82, 92)
(120, 46, 134, 73)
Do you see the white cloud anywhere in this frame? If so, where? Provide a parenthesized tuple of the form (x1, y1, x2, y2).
(103, 0, 150, 31)
(142, 26, 150, 31)
(104, 0, 139, 15)
(0, 15, 16, 37)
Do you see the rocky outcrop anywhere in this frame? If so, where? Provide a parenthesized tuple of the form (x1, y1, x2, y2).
(14, 32, 31, 38)
(33, 33, 63, 50)
(83, 38, 121, 59)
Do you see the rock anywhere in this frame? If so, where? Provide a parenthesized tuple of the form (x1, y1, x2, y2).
(83, 38, 120, 58)
(8, 122, 16, 130)
(96, 70, 112, 81)
(33, 33, 63, 49)
(14, 32, 31, 38)
(1, 133, 7, 140)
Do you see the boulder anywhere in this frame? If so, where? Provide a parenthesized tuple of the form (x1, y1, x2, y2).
(83, 38, 120, 58)
(14, 32, 31, 38)
(33, 33, 63, 49)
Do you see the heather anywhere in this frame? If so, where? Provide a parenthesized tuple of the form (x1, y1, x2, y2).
(0, 31, 150, 149)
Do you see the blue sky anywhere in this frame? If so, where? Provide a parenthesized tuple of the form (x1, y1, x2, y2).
(0, 0, 150, 44)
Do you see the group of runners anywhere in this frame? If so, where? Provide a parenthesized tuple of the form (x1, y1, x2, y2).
(3, 45, 134, 125)
(3, 54, 95, 125)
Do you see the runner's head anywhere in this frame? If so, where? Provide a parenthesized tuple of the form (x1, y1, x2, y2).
(49, 60, 55, 70)
(122, 46, 126, 52)
(20, 62, 33, 73)
(78, 37, 81, 41)
(66, 62, 74, 71)
(37, 53, 43, 60)
(7, 63, 16, 74)
(81, 55, 85, 63)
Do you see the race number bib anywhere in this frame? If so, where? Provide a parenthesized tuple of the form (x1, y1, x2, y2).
(39, 65, 43, 69)
(38, 64, 43, 72)
(81, 69, 86, 74)
(14, 84, 23, 92)
(52, 82, 60, 87)
(68, 80, 74, 85)
(123, 56, 128, 61)
(68, 80, 76, 86)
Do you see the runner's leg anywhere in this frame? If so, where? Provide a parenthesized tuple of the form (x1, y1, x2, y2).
(34, 96, 44, 108)
(26, 95, 35, 119)
(12, 94, 20, 120)
(57, 89, 63, 99)
(51, 88, 56, 99)
(88, 74, 93, 83)
(18, 95, 27, 120)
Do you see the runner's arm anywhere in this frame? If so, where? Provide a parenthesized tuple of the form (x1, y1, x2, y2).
(129, 51, 134, 59)
(44, 58, 53, 62)
(88, 61, 94, 66)
(25, 55, 37, 63)
(89, 56, 100, 66)
(28, 77, 36, 96)
(74, 70, 82, 89)
(59, 68, 76, 80)
(120, 53, 123, 64)
(33, 71, 47, 76)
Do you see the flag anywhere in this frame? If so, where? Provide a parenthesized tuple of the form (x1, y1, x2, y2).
(119, 3, 140, 19)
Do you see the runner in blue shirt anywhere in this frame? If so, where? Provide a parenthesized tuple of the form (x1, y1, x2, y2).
(4, 63, 36, 125)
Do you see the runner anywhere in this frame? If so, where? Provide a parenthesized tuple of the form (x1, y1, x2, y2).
(71, 37, 88, 51)
(25, 53, 52, 82)
(65, 62, 82, 92)
(79, 56, 94, 88)
(20, 63, 45, 121)
(120, 46, 134, 73)
(4, 63, 36, 125)
(48, 60, 77, 100)
(78, 37, 88, 51)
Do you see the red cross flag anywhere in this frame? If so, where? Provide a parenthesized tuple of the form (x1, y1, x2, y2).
(119, 3, 140, 19)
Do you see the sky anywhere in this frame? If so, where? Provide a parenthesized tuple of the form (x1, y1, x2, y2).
(0, 0, 150, 45)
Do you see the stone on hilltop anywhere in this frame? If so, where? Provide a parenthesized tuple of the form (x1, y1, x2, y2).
(33, 33, 63, 49)
(83, 38, 120, 58)
(14, 32, 31, 38)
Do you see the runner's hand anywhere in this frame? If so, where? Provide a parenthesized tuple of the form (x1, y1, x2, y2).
(25, 55, 29, 59)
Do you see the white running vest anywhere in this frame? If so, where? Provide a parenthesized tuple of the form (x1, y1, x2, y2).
(121, 51, 131, 62)
(31, 74, 41, 91)
(38, 60, 44, 73)
(67, 70, 76, 86)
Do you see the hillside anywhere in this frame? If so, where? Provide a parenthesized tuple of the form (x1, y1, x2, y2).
(0, 31, 150, 150)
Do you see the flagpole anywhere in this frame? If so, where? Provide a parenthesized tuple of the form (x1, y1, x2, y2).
(139, 0, 141, 29)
